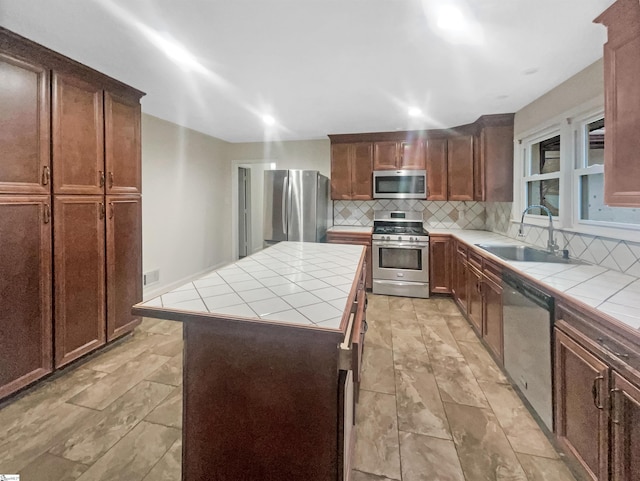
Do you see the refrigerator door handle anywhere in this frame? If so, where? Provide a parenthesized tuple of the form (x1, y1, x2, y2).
(282, 176, 288, 239)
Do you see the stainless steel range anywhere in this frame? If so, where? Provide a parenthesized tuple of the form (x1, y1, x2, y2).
(372, 211, 429, 298)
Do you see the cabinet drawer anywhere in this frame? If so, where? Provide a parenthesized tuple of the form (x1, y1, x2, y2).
(468, 250, 482, 270)
(483, 258, 502, 285)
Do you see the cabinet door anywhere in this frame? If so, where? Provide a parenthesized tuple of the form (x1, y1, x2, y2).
(0, 54, 50, 194)
(351, 143, 373, 200)
(331, 144, 352, 200)
(53, 196, 106, 367)
(0, 196, 52, 398)
(447, 135, 474, 201)
(596, 0, 640, 206)
(106, 195, 142, 340)
(476, 124, 514, 202)
(611, 372, 640, 481)
(554, 328, 609, 481)
(483, 276, 503, 363)
(426, 138, 447, 201)
(453, 246, 468, 315)
(373, 141, 398, 170)
(429, 235, 451, 294)
(52, 72, 104, 195)
(399, 139, 425, 170)
(467, 264, 483, 333)
(105, 92, 142, 194)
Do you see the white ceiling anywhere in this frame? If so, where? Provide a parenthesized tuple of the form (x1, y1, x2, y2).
(0, 0, 615, 142)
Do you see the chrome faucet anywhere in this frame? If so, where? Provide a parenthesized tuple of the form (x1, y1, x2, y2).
(518, 205, 559, 254)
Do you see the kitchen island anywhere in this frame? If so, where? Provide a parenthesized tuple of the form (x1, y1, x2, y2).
(132, 241, 367, 481)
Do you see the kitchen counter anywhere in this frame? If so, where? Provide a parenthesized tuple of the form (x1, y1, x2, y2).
(132, 241, 367, 480)
(430, 229, 640, 333)
(135, 241, 365, 330)
(327, 225, 373, 234)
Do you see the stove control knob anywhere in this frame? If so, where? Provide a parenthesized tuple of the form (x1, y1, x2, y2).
(409, 237, 414, 242)
(397, 236, 402, 241)
(386, 236, 391, 241)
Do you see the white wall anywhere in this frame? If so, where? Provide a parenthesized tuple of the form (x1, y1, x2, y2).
(227, 139, 331, 177)
(514, 58, 604, 137)
(141, 114, 233, 299)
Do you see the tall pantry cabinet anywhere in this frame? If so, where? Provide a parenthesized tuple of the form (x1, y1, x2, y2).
(0, 28, 144, 399)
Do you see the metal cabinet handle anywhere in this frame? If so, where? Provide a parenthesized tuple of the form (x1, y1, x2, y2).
(43, 203, 50, 224)
(99, 171, 105, 188)
(42, 166, 50, 185)
(108, 202, 114, 219)
(108, 171, 114, 188)
(596, 338, 629, 359)
(99, 203, 105, 219)
(592, 375, 605, 410)
(610, 388, 621, 424)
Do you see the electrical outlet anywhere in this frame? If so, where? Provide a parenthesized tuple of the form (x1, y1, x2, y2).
(143, 269, 160, 286)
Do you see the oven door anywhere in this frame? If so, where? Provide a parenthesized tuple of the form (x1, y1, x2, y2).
(372, 240, 429, 283)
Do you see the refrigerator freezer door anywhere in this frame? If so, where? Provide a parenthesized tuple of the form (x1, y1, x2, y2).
(288, 170, 318, 242)
(263, 170, 289, 243)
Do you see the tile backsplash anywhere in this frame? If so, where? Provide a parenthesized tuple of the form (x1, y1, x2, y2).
(333, 200, 486, 229)
(485, 202, 640, 277)
(333, 200, 640, 276)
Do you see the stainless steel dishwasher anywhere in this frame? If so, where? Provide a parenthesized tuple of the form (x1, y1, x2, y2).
(502, 272, 555, 430)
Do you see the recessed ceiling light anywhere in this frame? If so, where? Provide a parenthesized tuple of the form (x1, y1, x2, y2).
(437, 5, 465, 31)
(408, 107, 423, 118)
(262, 115, 275, 126)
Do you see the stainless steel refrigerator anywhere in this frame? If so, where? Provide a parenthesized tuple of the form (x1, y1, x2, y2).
(263, 170, 329, 246)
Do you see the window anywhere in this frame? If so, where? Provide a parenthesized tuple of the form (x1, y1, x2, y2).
(523, 132, 561, 217)
(575, 116, 640, 227)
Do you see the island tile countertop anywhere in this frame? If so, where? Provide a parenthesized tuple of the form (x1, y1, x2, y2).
(429, 229, 640, 331)
(139, 241, 365, 330)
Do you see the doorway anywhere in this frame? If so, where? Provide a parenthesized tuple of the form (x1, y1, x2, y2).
(238, 167, 251, 258)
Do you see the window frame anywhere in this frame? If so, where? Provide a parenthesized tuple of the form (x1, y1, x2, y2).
(514, 98, 640, 242)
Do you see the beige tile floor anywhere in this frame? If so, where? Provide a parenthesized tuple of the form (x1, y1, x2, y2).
(0, 296, 579, 481)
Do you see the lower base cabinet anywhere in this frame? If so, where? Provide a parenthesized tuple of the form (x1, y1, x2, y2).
(0, 196, 52, 398)
(554, 327, 610, 480)
(106, 195, 142, 340)
(611, 372, 640, 481)
(451, 241, 468, 315)
(54, 195, 106, 368)
(429, 234, 452, 294)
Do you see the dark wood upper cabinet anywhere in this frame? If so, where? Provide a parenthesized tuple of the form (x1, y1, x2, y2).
(52, 72, 104, 195)
(447, 134, 474, 201)
(554, 327, 610, 481)
(426, 137, 448, 201)
(0, 53, 50, 194)
(429, 234, 452, 294)
(330, 143, 351, 200)
(53, 195, 106, 368)
(0, 196, 52, 399)
(330, 142, 372, 200)
(106, 195, 142, 341)
(105, 91, 142, 194)
(474, 115, 515, 202)
(611, 371, 640, 481)
(373, 141, 399, 170)
(595, 0, 640, 207)
(399, 139, 425, 170)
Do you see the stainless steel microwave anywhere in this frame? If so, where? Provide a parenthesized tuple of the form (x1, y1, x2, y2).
(373, 170, 427, 199)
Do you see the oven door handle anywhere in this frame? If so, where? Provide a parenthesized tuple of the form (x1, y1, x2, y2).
(373, 242, 429, 249)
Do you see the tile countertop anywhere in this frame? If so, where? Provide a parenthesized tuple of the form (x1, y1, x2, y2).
(327, 225, 373, 234)
(430, 229, 640, 331)
(139, 241, 365, 330)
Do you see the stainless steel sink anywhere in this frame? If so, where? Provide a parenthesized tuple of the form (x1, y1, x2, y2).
(475, 244, 584, 264)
